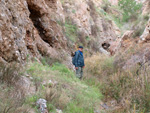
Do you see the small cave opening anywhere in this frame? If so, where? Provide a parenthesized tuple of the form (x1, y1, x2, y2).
(102, 42, 110, 50)
(27, 4, 54, 47)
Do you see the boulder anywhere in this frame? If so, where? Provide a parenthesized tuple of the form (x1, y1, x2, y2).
(121, 30, 134, 41)
(36, 98, 48, 113)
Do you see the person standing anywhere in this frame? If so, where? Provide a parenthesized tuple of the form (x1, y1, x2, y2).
(72, 46, 85, 79)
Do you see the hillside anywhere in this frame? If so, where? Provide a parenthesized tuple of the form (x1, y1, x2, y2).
(0, 0, 150, 113)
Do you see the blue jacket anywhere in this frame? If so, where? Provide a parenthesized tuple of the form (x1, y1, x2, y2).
(74, 50, 85, 67)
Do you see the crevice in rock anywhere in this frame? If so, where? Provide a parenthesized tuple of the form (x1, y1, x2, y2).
(27, 4, 54, 47)
(102, 42, 110, 50)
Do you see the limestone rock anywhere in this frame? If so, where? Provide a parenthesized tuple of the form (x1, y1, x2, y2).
(62, 0, 118, 50)
(0, 0, 119, 63)
(0, 0, 67, 63)
(142, 0, 150, 15)
(121, 30, 134, 41)
(36, 98, 48, 113)
(140, 19, 150, 42)
(56, 109, 63, 113)
(110, 38, 122, 55)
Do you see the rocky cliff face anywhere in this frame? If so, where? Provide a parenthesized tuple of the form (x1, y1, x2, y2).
(0, 0, 119, 63)
(62, 0, 118, 49)
(0, 0, 68, 63)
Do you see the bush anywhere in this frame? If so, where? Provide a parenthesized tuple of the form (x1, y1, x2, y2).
(118, 0, 142, 22)
(85, 54, 116, 77)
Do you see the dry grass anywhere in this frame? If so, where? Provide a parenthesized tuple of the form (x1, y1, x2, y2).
(26, 62, 102, 112)
(0, 63, 23, 86)
(0, 63, 34, 113)
(84, 53, 150, 112)
(0, 83, 32, 113)
(85, 54, 116, 78)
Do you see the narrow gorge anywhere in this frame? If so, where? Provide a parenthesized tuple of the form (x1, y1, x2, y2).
(0, 0, 150, 112)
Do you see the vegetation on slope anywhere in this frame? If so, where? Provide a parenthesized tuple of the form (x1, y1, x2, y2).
(99, 0, 148, 37)
(85, 53, 150, 112)
(0, 0, 150, 113)
(0, 60, 102, 113)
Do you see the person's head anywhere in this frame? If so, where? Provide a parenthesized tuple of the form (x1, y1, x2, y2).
(78, 46, 83, 52)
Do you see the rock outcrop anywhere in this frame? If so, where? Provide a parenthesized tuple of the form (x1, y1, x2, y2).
(122, 45, 150, 70)
(140, 19, 150, 42)
(0, 0, 120, 63)
(0, 0, 67, 63)
(62, 0, 118, 49)
(142, 0, 150, 15)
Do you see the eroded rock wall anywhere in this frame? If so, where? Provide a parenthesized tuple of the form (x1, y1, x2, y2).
(0, 0, 67, 63)
(0, 0, 119, 63)
(62, 0, 118, 51)
(140, 19, 150, 42)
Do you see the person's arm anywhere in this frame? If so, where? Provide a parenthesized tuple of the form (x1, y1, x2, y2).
(74, 51, 79, 69)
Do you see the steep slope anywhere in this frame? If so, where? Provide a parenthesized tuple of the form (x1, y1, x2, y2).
(0, 0, 119, 64)
(0, 0, 68, 64)
(1, 0, 150, 112)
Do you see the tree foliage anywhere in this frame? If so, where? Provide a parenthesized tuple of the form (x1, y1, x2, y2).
(118, 0, 142, 22)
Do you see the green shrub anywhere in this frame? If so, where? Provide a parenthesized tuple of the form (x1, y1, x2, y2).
(118, 0, 142, 22)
